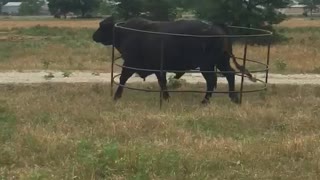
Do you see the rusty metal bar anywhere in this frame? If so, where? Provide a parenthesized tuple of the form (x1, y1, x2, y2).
(109, 24, 272, 107)
(265, 40, 271, 84)
(110, 26, 116, 97)
(159, 40, 165, 109)
(115, 22, 273, 38)
(113, 57, 268, 74)
(113, 73, 267, 94)
(239, 39, 248, 104)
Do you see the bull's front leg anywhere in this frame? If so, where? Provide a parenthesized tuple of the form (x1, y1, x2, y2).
(155, 72, 170, 100)
(200, 66, 216, 105)
(217, 61, 240, 104)
(114, 67, 134, 101)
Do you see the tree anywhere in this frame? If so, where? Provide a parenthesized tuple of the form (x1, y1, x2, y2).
(76, 0, 101, 17)
(299, 0, 320, 16)
(19, 0, 45, 15)
(47, 0, 77, 18)
(142, 0, 177, 20)
(114, 0, 144, 19)
(96, 0, 118, 15)
(190, 0, 291, 29)
(111, 0, 291, 29)
(114, 0, 180, 20)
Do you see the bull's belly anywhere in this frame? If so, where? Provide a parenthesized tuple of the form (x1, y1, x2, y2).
(139, 62, 198, 71)
(124, 53, 210, 78)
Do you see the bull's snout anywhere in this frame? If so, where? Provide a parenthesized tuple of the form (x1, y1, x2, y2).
(92, 32, 97, 42)
(92, 31, 99, 42)
(92, 28, 113, 46)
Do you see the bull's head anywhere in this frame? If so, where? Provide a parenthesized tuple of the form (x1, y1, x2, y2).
(92, 16, 115, 46)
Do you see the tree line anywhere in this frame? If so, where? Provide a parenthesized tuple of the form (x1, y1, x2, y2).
(111, 0, 293, 28)
(1, 0, 320, 28)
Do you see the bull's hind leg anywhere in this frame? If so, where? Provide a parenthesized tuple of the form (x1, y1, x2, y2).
(155, 72, 170, 100)
(174, 72, 185, 79)
(217, 60, 240, 104)
(200, 66, 216, 105)
(114, 68, 134, 101)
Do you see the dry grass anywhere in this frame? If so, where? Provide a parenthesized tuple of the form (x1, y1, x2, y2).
(278, 17, 320, 28)
(0, 18, 320, 73)
(1, 17, 320, 29)
(0, 40, 111, 71)
(0, 26, 122, 72)
(0, 19, 101, 29)
(1, 83, 320, 179)
(233, 43, 320, 74)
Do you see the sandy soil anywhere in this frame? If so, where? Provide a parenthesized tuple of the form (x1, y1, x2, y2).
(0, 71, 320, 85)
(0, 20, 101, 29)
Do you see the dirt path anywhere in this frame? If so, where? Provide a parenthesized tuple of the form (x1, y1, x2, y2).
(0, 71, 320, 85)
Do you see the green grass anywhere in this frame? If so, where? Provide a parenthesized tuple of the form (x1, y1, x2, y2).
(0, 101, 17, 172)
(0, 83, 319, 179)
(0, 102, 16, 144)
(13, 26, 95, 49)
(276, 27, 320, 45)
(0, 42, 16, 62)
(75, 140, 185, 179)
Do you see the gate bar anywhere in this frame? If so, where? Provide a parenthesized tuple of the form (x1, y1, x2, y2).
(265, 40, 271, 84)
(239, 39, 248, 104)
(110, 27, 116, 97)
(159, 40, 165, 109)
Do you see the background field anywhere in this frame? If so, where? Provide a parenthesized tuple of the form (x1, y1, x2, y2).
(277, 17, 320, 28)
(1, 17, 320, 73)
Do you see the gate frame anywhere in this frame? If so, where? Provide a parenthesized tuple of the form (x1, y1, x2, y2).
(110, 22, 273, 108)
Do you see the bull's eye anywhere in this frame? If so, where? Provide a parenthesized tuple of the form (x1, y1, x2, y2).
(99, 22, 112, 31)
(100, 26, 110, 32)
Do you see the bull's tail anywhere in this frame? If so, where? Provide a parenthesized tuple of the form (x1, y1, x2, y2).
(229, 53, 257, 82)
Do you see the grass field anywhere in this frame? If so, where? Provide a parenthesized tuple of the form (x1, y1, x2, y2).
(0, 83, 320, 179)
(1, 17, 320, 179)
(1, 18, 320, 73)
(278, 17, 320, 28)
(0, 19, 100, 29)
(1, 16, 318, 29)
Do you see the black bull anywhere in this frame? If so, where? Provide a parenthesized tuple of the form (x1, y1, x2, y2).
(92, 16, 255, 104)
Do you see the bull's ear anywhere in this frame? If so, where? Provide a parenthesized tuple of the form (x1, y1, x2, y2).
(100, 16, 115, 26)
(105, 16, 114, 24)
(109, 15, 115, 22)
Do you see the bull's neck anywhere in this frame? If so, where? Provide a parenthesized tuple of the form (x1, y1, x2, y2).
(113, 29, 124, 54)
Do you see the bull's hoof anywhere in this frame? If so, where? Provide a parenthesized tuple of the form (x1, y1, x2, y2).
(230, 93, 240, 104)
(201, 99, 210, 105)
(113, 95, 121, 101)
(163, 97, 170, 102)
(163, 92, 170, 101)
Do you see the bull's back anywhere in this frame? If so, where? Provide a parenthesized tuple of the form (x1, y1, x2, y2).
(118, 18, 227, 70)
